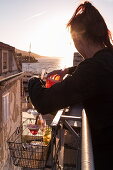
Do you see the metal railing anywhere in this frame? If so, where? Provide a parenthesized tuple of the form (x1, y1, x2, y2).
(50, 108, 81, 169)
(50, 108, 95, 170)
(81, 109, 95, 170)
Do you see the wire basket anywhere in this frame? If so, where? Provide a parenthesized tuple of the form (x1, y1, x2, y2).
(7, 118, 51, 169)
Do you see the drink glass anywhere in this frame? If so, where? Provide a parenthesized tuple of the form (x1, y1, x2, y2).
(27, 124, 39, 140)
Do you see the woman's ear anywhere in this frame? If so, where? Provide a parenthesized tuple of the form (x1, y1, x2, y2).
(71, 31, 78, 40)
(71, 31, 84, 45)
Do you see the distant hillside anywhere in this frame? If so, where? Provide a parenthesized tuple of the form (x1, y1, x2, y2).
(15, 49, 55, 58)
(15, 49, 42, 59)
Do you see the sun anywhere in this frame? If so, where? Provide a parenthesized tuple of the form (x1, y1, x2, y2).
(29, 15, 75, 68)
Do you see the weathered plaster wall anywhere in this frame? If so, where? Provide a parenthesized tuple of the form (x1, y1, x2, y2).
(12, 53, 18, 71)
(8, 50, 13, 72)
(0, 89, 2, 127)
(0, 50, 2, 74)
(0, 79, 22, 170)
(6, 80, 21, 138)
(0, 88, 4, 167)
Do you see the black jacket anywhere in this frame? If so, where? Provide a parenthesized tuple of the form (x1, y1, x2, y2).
(28, 48, 113, 135)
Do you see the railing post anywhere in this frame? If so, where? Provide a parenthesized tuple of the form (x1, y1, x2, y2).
(51, 110, 64, 170)
(58, 123, 65, 170)
(81, 109, 95, 170)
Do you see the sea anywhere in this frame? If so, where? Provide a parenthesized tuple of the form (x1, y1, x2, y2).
(22, 57, 73, 74)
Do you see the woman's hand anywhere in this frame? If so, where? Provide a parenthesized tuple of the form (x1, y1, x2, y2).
(47, 68, 69, 81)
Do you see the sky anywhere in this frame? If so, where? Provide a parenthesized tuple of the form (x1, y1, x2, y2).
(0, 0, 113, 60)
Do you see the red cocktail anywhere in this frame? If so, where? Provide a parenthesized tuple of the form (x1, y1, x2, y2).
(46, 74, 61, 88)
(27, 124, 39, 135)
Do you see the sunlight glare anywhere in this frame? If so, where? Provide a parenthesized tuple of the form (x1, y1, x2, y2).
(29, 15, 76, 68)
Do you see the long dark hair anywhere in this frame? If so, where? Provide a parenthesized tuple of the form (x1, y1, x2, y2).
(67, 1, 113, 50)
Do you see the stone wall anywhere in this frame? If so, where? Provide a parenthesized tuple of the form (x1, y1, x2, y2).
(0, 79, 22, 170)
(0, 50, 2, 74)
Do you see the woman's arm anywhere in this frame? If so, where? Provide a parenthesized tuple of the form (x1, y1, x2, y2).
(28, 60, 96, 115)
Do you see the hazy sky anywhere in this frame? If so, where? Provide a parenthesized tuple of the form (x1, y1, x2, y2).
(0, 0, 113, 58)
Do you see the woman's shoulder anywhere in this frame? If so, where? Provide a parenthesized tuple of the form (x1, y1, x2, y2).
(93, 48, 113, 59)
(75, 55, 102, 74)
(76, 48, 113, 75)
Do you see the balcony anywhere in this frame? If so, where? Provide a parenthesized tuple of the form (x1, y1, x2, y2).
(7, 108, 95, 170)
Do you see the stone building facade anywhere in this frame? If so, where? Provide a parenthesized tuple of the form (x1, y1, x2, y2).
(0, 42, 23, 170)
(0, 42, 19, 79)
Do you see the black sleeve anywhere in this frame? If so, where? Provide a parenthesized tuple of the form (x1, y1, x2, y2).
(68, 66, 77, 74)
(28, 60, 98, 115)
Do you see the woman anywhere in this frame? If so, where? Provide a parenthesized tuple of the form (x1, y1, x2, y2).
(28, 1, 113, 169)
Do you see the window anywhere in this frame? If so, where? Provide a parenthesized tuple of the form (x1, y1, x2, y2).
(2, 93, 10, 122)
(2, 50, 8, 72)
